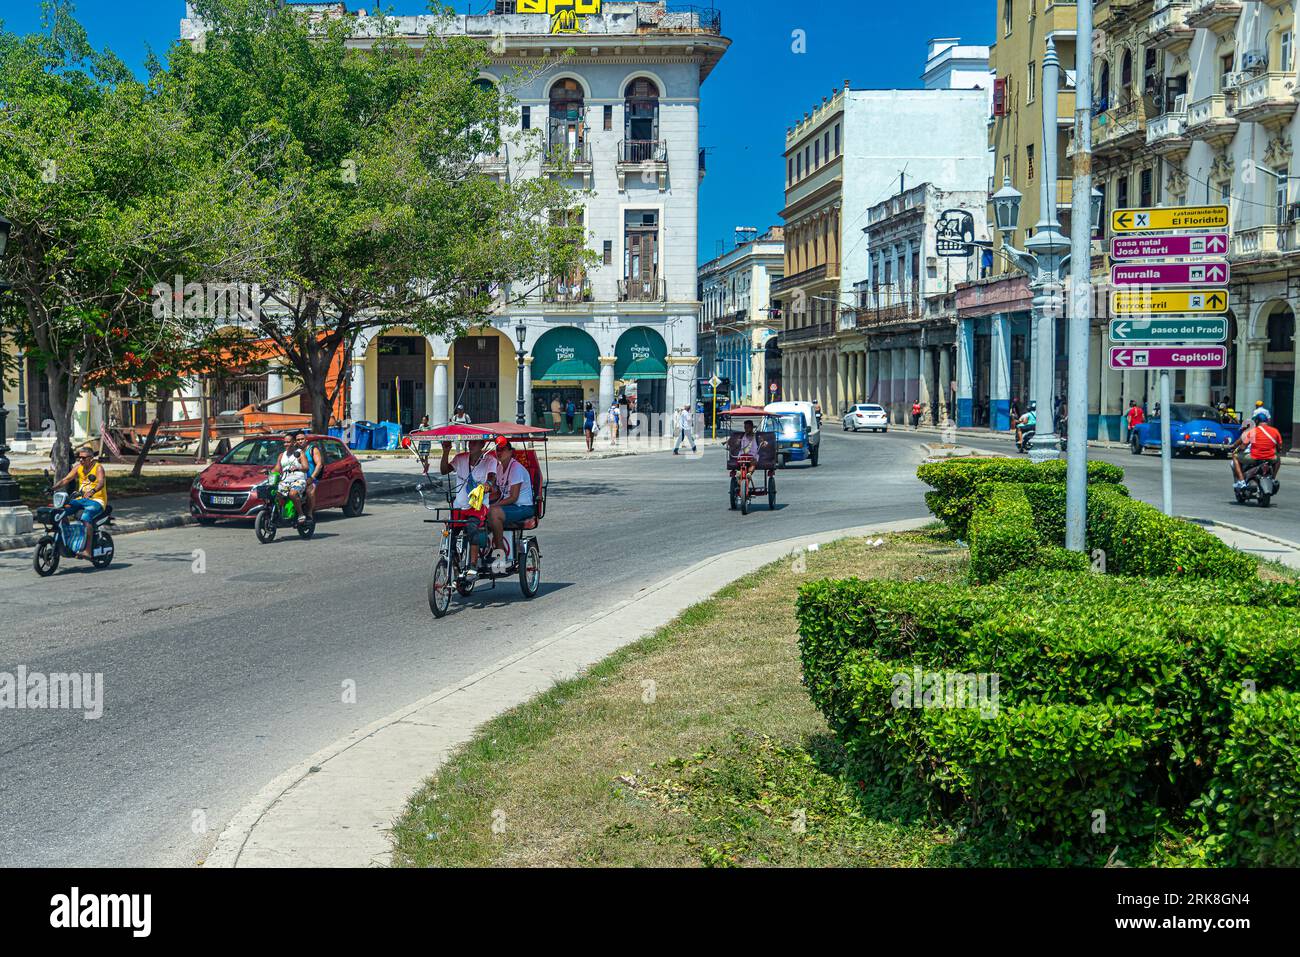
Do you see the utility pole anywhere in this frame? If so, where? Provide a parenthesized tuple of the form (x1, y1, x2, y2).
(1066, 0, 1094, 550)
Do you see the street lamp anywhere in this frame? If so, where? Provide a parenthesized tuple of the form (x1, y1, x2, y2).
(514, 320, 528, 426)
(995, 38, 1071, 464)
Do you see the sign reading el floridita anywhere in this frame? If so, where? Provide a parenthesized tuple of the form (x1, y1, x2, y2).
(518, 0, 602, 34)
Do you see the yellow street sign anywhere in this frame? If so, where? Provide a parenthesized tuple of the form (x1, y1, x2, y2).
(1111, 205, 1229, 233)
(1110, 289, 1230, 315)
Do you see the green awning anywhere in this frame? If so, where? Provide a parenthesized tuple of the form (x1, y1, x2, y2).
(531, 327, 601, 382)
(614, 327, 667, 380)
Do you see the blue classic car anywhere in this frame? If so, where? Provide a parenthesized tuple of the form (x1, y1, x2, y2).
(1130, 403, 1242, 457)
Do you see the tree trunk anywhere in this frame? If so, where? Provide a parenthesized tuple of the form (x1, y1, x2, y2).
(44, 365, 76, 481)
(197, 377, 211, 463)
(129, 412, 164, 478)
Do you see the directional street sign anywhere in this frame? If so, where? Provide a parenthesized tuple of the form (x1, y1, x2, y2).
(1108, 318, 1229, 343)
(1110, 261, 1230, 287)
(1110, 233, 1229, 260)
(1109, 346, 1228, 371)
(1111, 205, 1229, 233)
(1111, 289, 1229, 315)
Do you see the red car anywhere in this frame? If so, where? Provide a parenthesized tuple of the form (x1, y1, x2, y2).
(190, 434, 367, 524)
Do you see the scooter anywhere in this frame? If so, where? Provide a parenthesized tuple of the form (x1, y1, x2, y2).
(1235, 458, 1280, 508)
(1016, 428, 1036, 454)
(33, 485, 116, 576)
(251, 471, 316, 543)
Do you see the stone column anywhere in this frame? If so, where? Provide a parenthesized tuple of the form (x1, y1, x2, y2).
(266, 365, 284, 413)
(956, 317, 975, 427)
(990, 313, 1012, 430)
(837, 352, 849, 412)
(1086, 326, 1103, 440)
(865, 349, 878, 404)
(599, 356, 617, 417)
(879, 350, 894, 421)
(350, 356, 366, 424)
(891, 348, 906, 423)
(666, 355, 698, 419)
(904, 347, 921, 409)
(938, 346, 952, 423)
(1100, 356, 1124, 442)
(1185, 370, 1212, 407)
(431, 356, 450, 427)
(1242, 340, 1266, 408)
(918, 347, 934, 420)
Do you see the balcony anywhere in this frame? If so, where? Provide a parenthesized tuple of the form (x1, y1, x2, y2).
(618, 277, 666, 302)
(856, 298, 924, 329)
(1186, 93, 1238, 146)
(1234, 72, 1298, 130)
(1146, 109, 1191, 156)
(1092, 98, 1149, 157)
(772, 262, 834, 294)
(1232, 225, 1282, 261)
(1185, 0, 1241, 34)
(475, 145, 509, 178)
(1149, 3, 1195, 54)
(616, 139, 668, 191)
(542, 274, 592, 305)
(781, 321, 834, 344)
(542, 140, 593, 186)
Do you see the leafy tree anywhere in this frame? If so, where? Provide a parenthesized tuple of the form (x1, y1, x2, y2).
(172, 0, 591, 431)
(0, 1, 266, 476)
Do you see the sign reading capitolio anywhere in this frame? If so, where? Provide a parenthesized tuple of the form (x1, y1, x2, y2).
(518, 0, 602, 34)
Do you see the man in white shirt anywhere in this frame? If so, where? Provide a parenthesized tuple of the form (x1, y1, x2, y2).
(487, 438, 535, 565)
(673, 404, 697, 454)
(440, 438, 497, 579)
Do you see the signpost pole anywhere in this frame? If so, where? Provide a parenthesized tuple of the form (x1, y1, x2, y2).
(1065, 0, 1093, 552)
(1160, 370, 1173, 516)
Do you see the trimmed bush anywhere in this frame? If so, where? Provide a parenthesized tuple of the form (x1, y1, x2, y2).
(1205, 690, 1300, 866)
(918, 457, 1125, 537)
(1087, 484, 1256, 580)
(967, 484, 1040, 583)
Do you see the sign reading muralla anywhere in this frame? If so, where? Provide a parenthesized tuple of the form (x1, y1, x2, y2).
(518, 0, 602, 34)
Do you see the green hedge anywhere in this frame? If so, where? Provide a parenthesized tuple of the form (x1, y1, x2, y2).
(968, 484, 1039, 583)
(917, 457, 1125, 537)
(796, 575, 1300, 863)
(1087, 484, 1256, 580)
(1204, 690, 1300, 866)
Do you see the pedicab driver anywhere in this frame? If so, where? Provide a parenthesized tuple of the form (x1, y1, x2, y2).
(736, 418, 767, 460)
(439, 437, 497, 580)
(486, 437, 536, 569)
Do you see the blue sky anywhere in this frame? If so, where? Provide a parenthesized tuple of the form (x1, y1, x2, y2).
(0, 0, 996, 261)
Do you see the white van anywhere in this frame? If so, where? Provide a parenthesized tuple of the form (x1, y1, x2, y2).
(764, 400, 822, 467)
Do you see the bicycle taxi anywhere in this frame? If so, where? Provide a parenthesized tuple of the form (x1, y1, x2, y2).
(718, 406, 778, 514)
(408, 422, 548, 618)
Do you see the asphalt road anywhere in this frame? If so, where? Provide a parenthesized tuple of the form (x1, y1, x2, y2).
(0, 430, 932, 867)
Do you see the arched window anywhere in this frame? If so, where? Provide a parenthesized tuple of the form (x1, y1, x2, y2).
(624, 78, 661, 164)
(1267, 304, 1295, 353)
(1121, 50, 1133, 92)
(548, 78, 585, 161)
(1098, 62, 1111, 112)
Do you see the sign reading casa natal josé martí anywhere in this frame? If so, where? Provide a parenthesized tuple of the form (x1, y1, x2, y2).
(1108, 346, 1228, 371)
(1109, 205, 1229, 233)
(518, 0, 602, 34)
(1110, 234, 1228, 260)
(1108, 318, 1229, 343)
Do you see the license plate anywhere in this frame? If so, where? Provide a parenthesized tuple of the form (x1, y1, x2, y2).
(212, 495, 235, 505)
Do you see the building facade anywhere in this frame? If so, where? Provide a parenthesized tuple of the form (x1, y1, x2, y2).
(697, 226, 784, 406)
(777, 46, 990, 417)
(182, 1, 727, 431)
(859, 184, 989, 425)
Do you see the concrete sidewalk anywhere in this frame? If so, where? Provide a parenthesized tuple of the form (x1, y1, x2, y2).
(1188, 518, 1300, 570)
(204, 517, 932, 868)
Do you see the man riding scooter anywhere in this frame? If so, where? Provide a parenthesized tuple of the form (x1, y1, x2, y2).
(1232, 408, 1283, 491)
(1015, 402, 1037, 453)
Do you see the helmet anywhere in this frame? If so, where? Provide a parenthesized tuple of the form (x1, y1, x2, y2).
(1028, 401, 1037, 411)
(1256, 400, 1265, 407)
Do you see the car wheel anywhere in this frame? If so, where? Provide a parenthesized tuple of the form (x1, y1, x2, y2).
(91, 532, 114, 569)
(768, 476, 777, 510)
(33, 537, 59, 577)
(342, 482, 366, 517)
(843, 422, 848, 431)
(519, 539, 541, 599)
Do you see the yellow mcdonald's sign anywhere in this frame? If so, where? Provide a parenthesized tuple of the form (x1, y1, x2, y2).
(517, 0, 602, 34)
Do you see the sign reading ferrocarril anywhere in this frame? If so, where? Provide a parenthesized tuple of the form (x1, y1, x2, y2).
(1110, 205, 1229, 233)
(1110, 289, 1229, 315)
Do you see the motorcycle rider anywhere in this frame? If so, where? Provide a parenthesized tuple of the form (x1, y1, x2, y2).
(53, 446, 108, 560)
(1232, 408, 1283, 490)
(1015, 402, 1037, 453)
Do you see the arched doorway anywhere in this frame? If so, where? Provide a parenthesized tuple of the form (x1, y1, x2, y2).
(452, 332, 500, 424)
(1264, 302, 1295, 439)
(615, 326, 668, 423)
(531, 327, 601, 432)
(623, 77, 660, 163)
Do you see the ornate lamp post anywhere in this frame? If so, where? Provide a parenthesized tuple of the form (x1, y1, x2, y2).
(514, 320, 528, 426)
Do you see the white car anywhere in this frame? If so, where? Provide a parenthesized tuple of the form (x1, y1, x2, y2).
(843, 403, 888, 433)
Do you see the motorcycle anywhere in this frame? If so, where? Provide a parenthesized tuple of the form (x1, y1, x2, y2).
(1016, 427, 1036, 454)
(33, 485, 115, 576)
(251, 470, 316, 543)
(1235, 458, 1280, 508)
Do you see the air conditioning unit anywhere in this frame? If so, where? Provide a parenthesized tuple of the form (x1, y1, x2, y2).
(1242, 52, 1268, 75)
(1174, 93, 1188, 113)
(1221, 72, 1240, 91)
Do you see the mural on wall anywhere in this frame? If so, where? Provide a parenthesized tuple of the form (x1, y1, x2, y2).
(518, 0, 602, 34)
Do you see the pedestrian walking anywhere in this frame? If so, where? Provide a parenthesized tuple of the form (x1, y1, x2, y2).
(673, 404, 697, 454)
(910, 400, 922, 430)
(1125, 400, 1144, 442)
(583, 402, 596, 452)
(565, 398, 576, 435)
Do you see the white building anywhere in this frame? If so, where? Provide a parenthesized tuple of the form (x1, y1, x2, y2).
(698, 226, 785, 406)
(181, 1, 728, 430)
(922, 37, 993, 91)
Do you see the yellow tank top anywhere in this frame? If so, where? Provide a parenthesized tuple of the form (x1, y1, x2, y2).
(76, 463, 108, 506)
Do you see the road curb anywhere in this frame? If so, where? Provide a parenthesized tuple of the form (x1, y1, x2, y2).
(203, 515, 933, 868)
(1180, 515, 1300, 554)
(0, 513, 197, 552)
